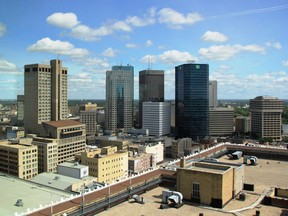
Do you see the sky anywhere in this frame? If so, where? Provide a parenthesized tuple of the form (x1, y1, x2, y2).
(0, 0, 288, 100)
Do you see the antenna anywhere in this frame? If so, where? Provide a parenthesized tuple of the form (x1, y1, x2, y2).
(147, 58, 152, 70)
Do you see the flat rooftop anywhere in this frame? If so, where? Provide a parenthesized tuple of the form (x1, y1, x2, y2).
(58, 161, 88, 170)
(0, 173, 71, 216)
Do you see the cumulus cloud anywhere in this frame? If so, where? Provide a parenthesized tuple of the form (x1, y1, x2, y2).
(200, 31, 228, 42)
(141, 50, 198, 64)
(266, 41, 282, 49)
(199, 44, 265, 61)
(47, 12, 79, 29)
(102, 47, 117, 57)
(210, 65, 288, 99)
(125, 8, 156, 27)
(73, 57, 110, 68)
(126, 43, 138, 48)
(146, 40, 153, 47)
(158, 8, 203, 29)
(0, 23, 6, 36)
(282, 60, 288, 67)
(27, 37, 89, 58)
(0, 59, 21, 74)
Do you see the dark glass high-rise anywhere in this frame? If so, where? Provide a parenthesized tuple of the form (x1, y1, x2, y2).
(175, 63, 209, 140)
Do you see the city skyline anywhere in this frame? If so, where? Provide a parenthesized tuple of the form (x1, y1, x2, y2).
(0, 0, 288, 99)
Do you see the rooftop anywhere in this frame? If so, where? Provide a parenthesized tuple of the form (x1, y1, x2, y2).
(58, 161, 88, 170)
(0, 173, 71, 216)
(43, 119, 84, 128)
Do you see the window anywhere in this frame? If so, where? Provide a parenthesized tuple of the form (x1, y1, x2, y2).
(192, 182, 200, 199)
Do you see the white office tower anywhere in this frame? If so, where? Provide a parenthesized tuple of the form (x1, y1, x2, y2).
(142, 102, 171, 136)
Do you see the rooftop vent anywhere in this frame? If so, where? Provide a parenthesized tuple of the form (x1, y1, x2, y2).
(15, 199, 23, 207)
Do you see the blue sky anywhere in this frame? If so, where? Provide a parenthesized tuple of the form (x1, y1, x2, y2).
(0, 0, 287, 100)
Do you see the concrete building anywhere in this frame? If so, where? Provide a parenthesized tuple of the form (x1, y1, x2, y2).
(171, 138, 200, 158)
(209, 80, 218, 108)
(139, 69, 164, 128)
(0, 140, 38, 180)
(80, 110, 97, 135)
(175, 63, 209, 140)
(129, 141, 164, 164)
(17, 95, 24, 126)
(96, 136, 131, 150)
(80, 102, 97, 111)
(128, 152, 156, 174)
(142, 102, 171, 136)
(57, 161, 89, 179)
(176, 161, 244, 208)
(32, 136, 58, 173)
(32, 120, 86, 173)
(106, 65, 134, 133)
(250, 96, 283, 141)
(209, 107, 234, 136)
(6, 127, 25, 140)
(76, 146, 128, 184)
(24, 59, 68, 135)
(235, 117, 251, 134)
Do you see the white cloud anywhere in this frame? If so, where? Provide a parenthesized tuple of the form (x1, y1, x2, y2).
(210, 65, 288, 99)
(158, 8, 203, 29)
(200, 31, 228, 42)
(146, 40, 153, 47)
(282, 60, 288, 67)
(0, 23, 6, 36)
(125, 8, 156, 27)
(266, 41, 282, 49)
(126, 43, 138, 48)
(27, 37, 89, 58)
(74, 57, 110, 68)
(199, 44, 265, 60)
(0, 59, 21, 74)
(47, 12, 79, 29)
(102, 47, 117, 57)
(141, 50, 198, 64)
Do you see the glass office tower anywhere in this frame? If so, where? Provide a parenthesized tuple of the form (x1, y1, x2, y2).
(175, 63, 209, 140)
(106, 65, 134, 133)
(139, 70, 164, 128)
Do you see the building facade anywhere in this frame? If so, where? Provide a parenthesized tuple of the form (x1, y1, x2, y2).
(235, 117, 251, 134)
(209, 80, 218, 108)
(76, 146, 128, 184)
(142, 102, 171, 136)
(24, 59, 68, 135)
(250, 96, 283, 141)
(128, 152, 156, 174)
(176, 161, 244, 208)
(0, 140, 38, 179)
(139, 70, 164, 128)
(32, 120, 86, 173)
(209, 107, 234, 136)
(106, 65, 134, 133)
(80, 111, 97, 135)
(175, 63, 209, 140)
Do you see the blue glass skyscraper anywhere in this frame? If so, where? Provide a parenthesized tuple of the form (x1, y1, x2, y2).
(175, 63, 209, 140)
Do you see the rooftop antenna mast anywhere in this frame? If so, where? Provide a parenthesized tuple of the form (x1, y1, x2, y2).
(147, 58, 152, 70)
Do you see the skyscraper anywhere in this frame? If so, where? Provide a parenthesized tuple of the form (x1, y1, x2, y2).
(209, 80, 218, 107)
(175, 63, 209, 140)
(106, 65, 134, 133)
(24, 59, 68, 134)
(139, 69, 164, 128)
(250, 96, 283, 141)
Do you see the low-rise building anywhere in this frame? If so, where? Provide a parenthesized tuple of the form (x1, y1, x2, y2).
(171, 138, 200, 158)
(76, 146, 128, 184)
(96, 136, 131, 150)
(176, 161, 244, 208)
(0, 140, 38, 180)
(128, 152, 156, 174)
